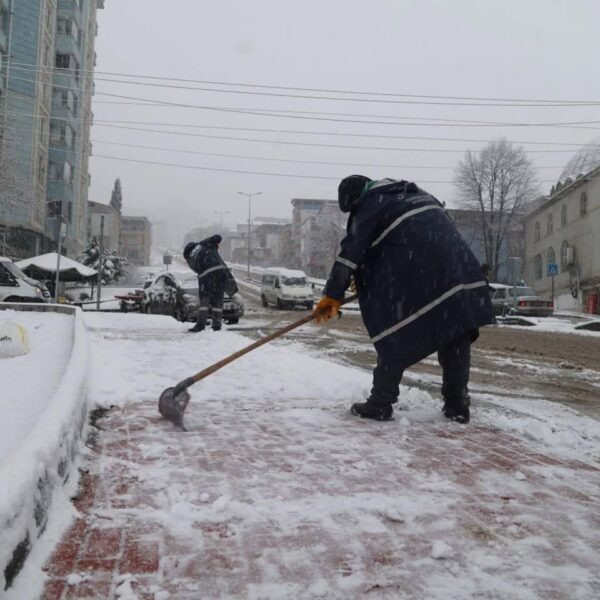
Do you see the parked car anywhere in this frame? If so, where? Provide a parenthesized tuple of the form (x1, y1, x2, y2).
(260, 268, 314, 310)
(0, 256, 50, 303)
(142, 271, 244, 324)
(490, 283, 553, 317)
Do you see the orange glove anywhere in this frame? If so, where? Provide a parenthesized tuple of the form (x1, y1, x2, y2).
(314, 295, 342, 324)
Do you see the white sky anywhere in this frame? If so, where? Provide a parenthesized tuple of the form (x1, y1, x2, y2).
(90, 0, 600, 237)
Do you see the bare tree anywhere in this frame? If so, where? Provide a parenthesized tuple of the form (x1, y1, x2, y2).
(454, 138, 538, 281)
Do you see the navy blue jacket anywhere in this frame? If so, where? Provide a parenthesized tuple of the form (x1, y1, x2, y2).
(184, 235, 237, 295)
(324, 179, 493, 368)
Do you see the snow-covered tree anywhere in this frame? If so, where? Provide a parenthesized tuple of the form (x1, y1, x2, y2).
(109, 178, 123, 215)
(454, 138, 538, 282)
(78, 237, 128, 284)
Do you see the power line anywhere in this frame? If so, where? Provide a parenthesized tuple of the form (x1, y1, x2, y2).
(5, 60, 600, 105)
(8, 74, 600, 130)
(94, 122, 576, 153)
(88, 139, 565, 170)
(0, 108, 590, 146)
(91, 153, 558, 183)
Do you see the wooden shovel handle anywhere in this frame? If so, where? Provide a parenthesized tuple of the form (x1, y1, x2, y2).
(186, 294, 358, 386)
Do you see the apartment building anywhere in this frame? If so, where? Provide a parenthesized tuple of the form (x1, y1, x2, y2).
(0, 0, 104, 259)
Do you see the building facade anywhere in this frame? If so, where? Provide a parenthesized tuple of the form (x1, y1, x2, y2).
(524, 165, 600, 313)
(88, 200, 120, 251)
(120, 216, 152, 266)
(0, 0, 104, 259)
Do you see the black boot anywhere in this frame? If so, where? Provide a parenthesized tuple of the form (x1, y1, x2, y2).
(442, 396, 470, 424)
(188, 323, 205, 333)
(351, 402, 394, 421)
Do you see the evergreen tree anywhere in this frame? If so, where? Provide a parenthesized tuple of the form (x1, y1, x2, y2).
(78, 237, 128, 284)
(109, 178, 123, 215)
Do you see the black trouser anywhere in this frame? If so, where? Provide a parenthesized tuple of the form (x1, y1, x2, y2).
(370, 331, 472, 407)
(196, 286, 225, 330)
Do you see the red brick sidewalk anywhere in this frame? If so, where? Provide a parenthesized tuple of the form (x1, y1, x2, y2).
(42, 399, 600, 599)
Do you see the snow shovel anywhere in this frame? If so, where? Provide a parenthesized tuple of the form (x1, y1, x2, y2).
(158, 294, 358, 430)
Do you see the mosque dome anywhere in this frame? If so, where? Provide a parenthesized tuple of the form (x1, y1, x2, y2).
(559, 136, 600, 183)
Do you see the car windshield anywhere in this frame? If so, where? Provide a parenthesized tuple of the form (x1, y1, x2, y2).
(282, 277, 306, 286)
(3, 261, 27, 279)
(508, 287, 536, 297)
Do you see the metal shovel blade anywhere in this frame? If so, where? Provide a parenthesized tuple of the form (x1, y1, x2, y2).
(159, 386, 191, 430)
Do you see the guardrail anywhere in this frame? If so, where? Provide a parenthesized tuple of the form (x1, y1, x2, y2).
(227, 263, 359, 311)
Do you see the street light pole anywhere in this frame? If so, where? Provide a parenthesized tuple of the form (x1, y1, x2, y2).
(238, 192, 261, 278)
(54, 217, 66, 302)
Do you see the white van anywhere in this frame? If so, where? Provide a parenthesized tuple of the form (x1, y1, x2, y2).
(0, 256, 50, 303)
(260, 268, 314, 310)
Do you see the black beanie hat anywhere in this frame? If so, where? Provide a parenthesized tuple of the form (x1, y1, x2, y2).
(338, 175, 372, 213)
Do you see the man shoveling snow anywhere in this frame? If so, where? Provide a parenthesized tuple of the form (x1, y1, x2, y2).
(314, 175, 494, 423)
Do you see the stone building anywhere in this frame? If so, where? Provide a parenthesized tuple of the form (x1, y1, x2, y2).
(88, 200, 120, 251)
(523, 138, 600, 313)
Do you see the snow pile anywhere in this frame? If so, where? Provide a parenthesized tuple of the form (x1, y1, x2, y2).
(0, 321, 30, 358)
(0, 306, 89, 591)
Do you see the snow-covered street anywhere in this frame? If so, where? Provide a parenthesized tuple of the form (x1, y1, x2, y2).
(19, 311, 600, 599)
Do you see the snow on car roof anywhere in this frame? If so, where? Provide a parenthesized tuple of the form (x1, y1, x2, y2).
(265, 268, 306, 278)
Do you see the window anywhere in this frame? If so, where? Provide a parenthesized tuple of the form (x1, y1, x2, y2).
(547, 213, 553, 235)
(534, 254, 542, 280)
(48, 162, 63, 180)
(561, 204, 567, 227)
(55, 53, 70, 69)
(547, 247, 556, 273)
(534, 221, 541, 241)
(47, 200, 63, 218)
(63, 161, 73, 184)
(494, 289, 506, 300)
(580, 192, 588, 217)
(560, 241, 570, 271)
(50, 123, 74, 147)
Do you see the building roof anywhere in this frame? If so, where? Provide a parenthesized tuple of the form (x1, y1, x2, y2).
(291, 198, 337, 207)
(88, 201, 119, 216)
(559, 137, 600, 184)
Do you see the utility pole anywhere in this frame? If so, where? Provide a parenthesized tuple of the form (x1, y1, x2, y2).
(214, 210, 230, 232)
(96, 215, 104, 311)
(54, 218, 66, 302)
(238, 192, 261, 278)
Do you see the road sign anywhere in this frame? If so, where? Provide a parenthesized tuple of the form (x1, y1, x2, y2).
(163, 254, 172, 265)
(547, 263, 558, 277)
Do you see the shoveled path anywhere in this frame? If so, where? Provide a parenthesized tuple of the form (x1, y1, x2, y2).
(42, 314, 600, 599)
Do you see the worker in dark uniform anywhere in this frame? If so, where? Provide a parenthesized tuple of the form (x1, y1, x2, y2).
(184, 234, 236, 333)
(314, 176, 494, 424)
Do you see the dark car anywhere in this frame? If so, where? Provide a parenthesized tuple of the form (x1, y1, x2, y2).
(142, 271, 244, 324)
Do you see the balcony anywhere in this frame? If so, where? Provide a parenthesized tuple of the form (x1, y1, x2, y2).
(56, 35, 82, 65)
(50, 104, 78, 129)
(57, 1, 83, 28)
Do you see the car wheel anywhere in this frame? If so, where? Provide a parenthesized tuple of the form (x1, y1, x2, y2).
(227, 318, 239, 325)
(261, 294, 268, 307)
(305, 302, 314, 310)
(276, 298, 283, 310)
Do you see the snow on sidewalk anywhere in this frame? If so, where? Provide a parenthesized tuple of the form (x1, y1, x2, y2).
(33, 313, 600, 599)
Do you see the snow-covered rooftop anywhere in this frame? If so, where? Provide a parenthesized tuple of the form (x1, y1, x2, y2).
(559, 136, 600, 183)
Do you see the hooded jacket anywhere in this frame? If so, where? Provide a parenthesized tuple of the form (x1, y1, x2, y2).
(184, 235, 237, 295)
(324, 179, 493, 368)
